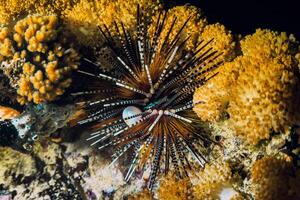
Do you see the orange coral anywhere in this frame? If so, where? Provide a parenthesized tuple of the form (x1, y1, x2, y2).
(194, 29, 300, 141)
(192, 23, 236, 122)
(158, 173, 191, 200)
(250, 155, 293, 200)
(0, 0, 77, 24)
(193, 59, 239, 122)
(227, 30, 299, 144)
(0, 106, 20, 120)
(193, 161, 236, 200)
(148, 5, 207, 51)
(0, 15, 79, 104)
(199, 23, 236, 61)
(63, 0, 160, 46)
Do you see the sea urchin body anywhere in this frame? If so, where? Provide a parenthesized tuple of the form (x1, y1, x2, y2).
(73, 5, 222, 189)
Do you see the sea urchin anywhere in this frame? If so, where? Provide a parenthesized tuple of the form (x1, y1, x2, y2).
(73, 5, 223, 189)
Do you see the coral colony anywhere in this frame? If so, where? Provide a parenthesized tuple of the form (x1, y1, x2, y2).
(74, 5, 221, 189)
(0, 0, 300, 200)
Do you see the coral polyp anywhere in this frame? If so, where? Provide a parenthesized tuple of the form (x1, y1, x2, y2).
(0, 15, 80, 105)
(73, 5, 221, 188)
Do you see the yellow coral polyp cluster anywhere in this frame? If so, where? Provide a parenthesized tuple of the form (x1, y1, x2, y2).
(0, 0, 35, 24)
(148, 5, 207, 51)
(192, 23, 236, 122)
(228, 57, 296, 144)
(194, 29, 300, 145)
(193, 60, 238, 122)
(158, 173, 191, 200)
(228, 30, 299, 144)
(193, 162, 236, 200)
(240, 29, 297, 66)
(0, 28, 14, 58)
(0, 0, 77, 25)
(0, 15, 79, 104)
(199, 23, 236, 61)
(250, 155, 293, 200)
(64, 0, 160, 46)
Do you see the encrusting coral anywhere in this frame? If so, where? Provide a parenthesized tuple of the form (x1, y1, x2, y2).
(127, 189, 152, 200)
(0, 15, 79, 104)
(0, 146, 36, 185)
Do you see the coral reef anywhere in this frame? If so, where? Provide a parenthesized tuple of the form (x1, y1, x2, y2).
(0, 146, 36, 185)
(0, 15, 79, 104)
(0, 0, 300, 200)
(0, 142, 86, 200)
(0, 103, 75, 152)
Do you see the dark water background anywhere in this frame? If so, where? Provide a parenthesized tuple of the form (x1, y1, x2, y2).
(166, 0, 300, 39)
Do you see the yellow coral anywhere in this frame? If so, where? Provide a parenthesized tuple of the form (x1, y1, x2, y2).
(193, 59, 239, 122)
(250, 155, 293, 200)
(63, 0, 160, 46)
(158, 173, 191, 200)
(227, 30, 300, 144)
(148, 5, 207, 51)
(0, 0, 35, 24)
(193, 161, 235, 200)
(0, 0, 77, 24)
(194, 29, 300, 137)
(192, 23, 236, 122)
(0, 15, 79, 104)
(228, 56, 297, 144)
(240, 29, 298, 66)
(199, 23, 236, 61)
(33, 0, 78, 16)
